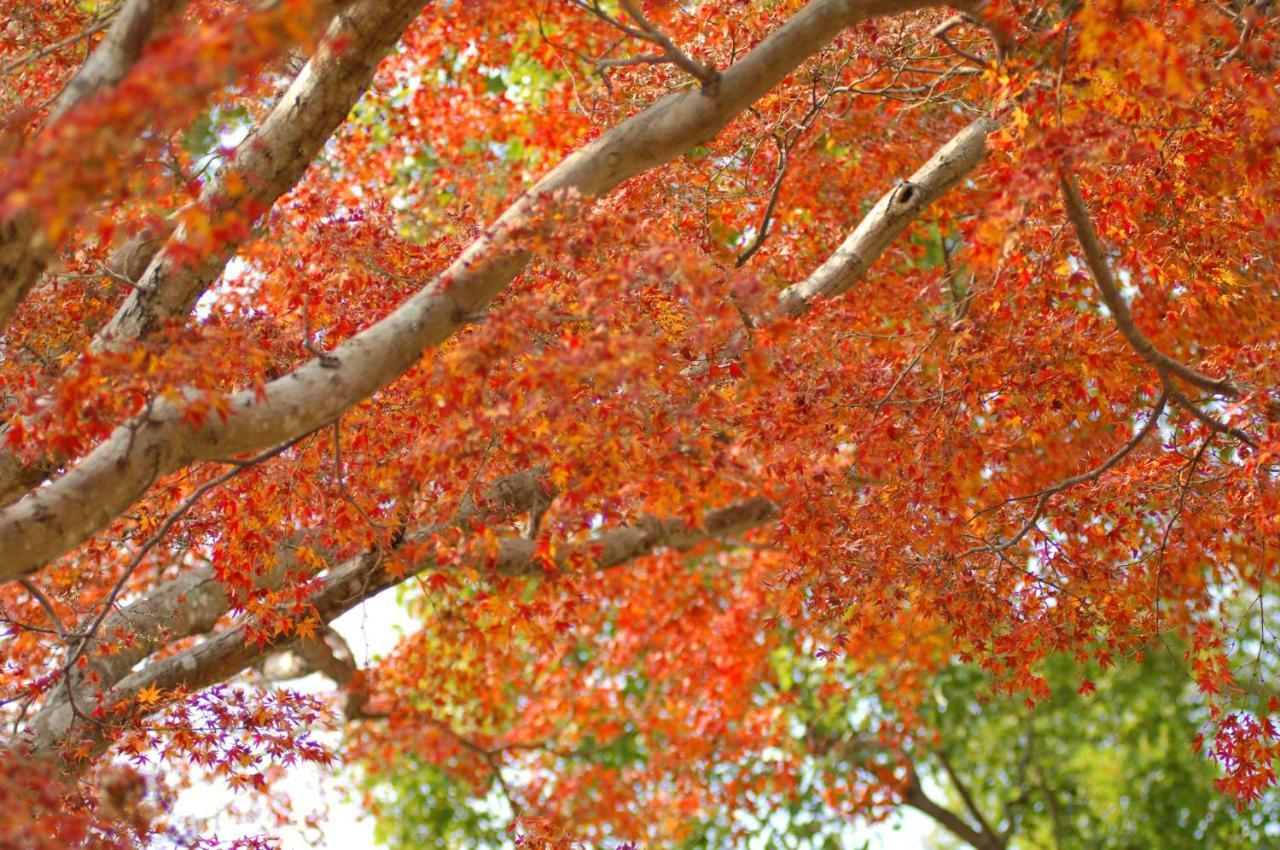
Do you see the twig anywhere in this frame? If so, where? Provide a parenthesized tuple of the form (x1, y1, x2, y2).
(972, 388, 1169, 523)
(1168, 386, 1256, 448)
(18, 578, 68, 639)
(616, 0, 719, 90)
(572, 0, 719, 90)
(302, 295, 340, 368)
(735, 139, 789, 267)
(426, 718, 524, 815)
(1153, 436, 1211, 638)
(932, 15, 989, 68)
(55, 432, 316, 725)
(876, 326, 945, 411)
(1, 12, 118, 77)
(961, 388, 1169, 559)
(1059, 172, 1239, 398)
(330, 422, 390, 534)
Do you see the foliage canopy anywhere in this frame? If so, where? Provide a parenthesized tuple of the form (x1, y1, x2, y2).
(0, 0, 1278, 846)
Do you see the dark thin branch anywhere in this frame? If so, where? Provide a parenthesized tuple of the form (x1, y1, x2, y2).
(302, 295, 341, 368)
(18, 578, 68, 639)
(425, 718, 523, 815)
(1168, 386, 1256, 448)
(735, 138, 789, 267)
(617, 0, 719, 89)
(31, 494, 777, 768)
(1035, 763, 1066, 850)
(1153, 435, 1212, 638)
(1059, 172, 1239, 397)
(330, 422, 391, 534)
(962, 388, 1168, 558)
(0, 12, 118, 77)
(593, 52, 672, 70)
(937, 749, 1001, 845)
(572, 0, 719, 90)
(932, 15, 989, 68)
(58, 431, 316, 713)
(904, 764, 1006, 850)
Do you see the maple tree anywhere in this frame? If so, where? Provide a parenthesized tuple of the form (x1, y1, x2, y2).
(1, 0, 1278, 846)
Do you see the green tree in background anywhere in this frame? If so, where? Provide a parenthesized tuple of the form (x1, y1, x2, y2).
(363, 636, 1278, 849)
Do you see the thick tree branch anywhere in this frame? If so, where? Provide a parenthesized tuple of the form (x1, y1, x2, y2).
(15, 111, 989, 730)
(258, 628, 382, 717)
(12, 100, 994, 751)
(0, 0, 425, 508)
(778, 115, 996, 313)
(904, 767, 1007, 850)
(24, 496, 778, 769)
(679, 113, 995, 380)
(26, 467, 553, 733)
(4, 109, 994, 512)
(98, 0, 426, 342)
(806, 725, 1006, 850)
(260, 627, 359, 685)
(0, 0, 189, 333)
(0, 0, 956, 582)
(0, 450, 60, 511)
(48, 0, 191, 124)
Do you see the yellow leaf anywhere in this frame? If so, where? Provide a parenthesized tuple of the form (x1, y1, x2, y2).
(136, 683, 163, 706)
(294, 616, 319, 641)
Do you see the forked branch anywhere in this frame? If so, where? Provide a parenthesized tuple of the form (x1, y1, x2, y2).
(1059, 172, 1255, 449)
(573, 0, 720, 89)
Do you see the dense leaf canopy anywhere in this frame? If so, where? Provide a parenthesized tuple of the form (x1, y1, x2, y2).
(0, 0, 1278, 847)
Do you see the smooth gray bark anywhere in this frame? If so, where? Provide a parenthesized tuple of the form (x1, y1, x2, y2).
(0, 0, 962, 581)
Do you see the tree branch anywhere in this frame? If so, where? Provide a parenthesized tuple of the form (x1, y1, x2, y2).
(936, 748, 1002, 847)
(17, 578, 68, 640)
(0, 0, 426, 509)
(24, 496, 777, 770)
(0, 0, 189, 334)
(778, 115, 996, 313)
(25, 467, 555, 734)
(903, 766, 1006, 850)
(616, 0, 720, 90)
(1058, 171, 1239, 397)
(97, 0, 427, 343)
(961, 387, 1169, 558)
(48, 0, 191, 124)
(0, 0, 955, 582)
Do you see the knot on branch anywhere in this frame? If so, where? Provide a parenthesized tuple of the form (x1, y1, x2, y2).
(891, 180, 918, 209)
